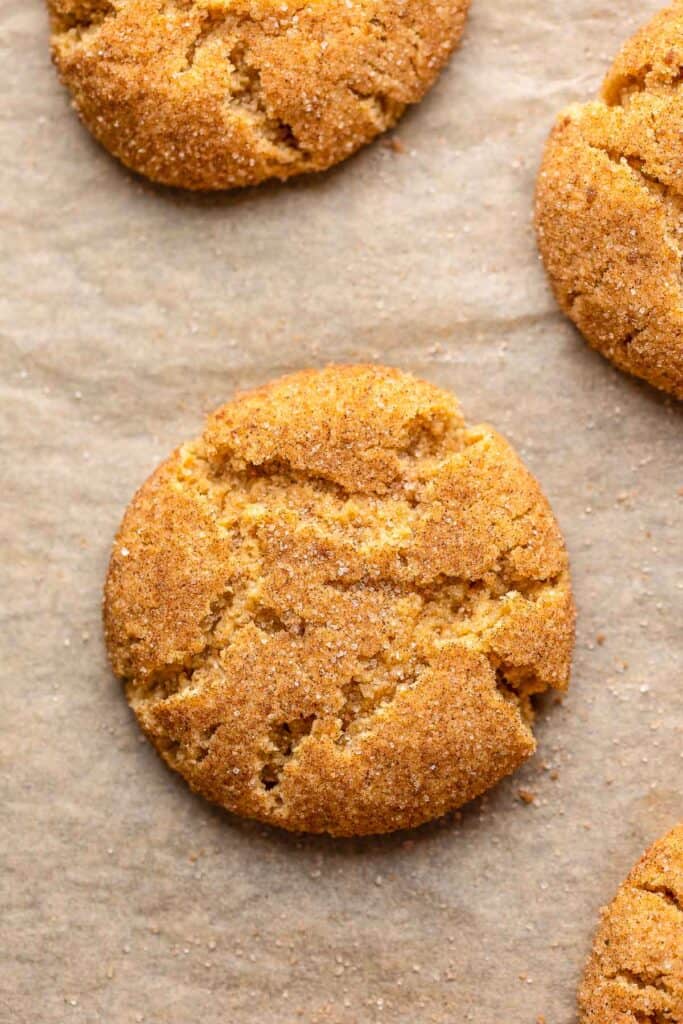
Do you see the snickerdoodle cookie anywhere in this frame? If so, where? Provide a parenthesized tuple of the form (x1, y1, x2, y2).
(536, 2, 683, 399)
(104, 365, 574, 836)
(579, 823, 683, 1023)
(48, 0, 470, 190)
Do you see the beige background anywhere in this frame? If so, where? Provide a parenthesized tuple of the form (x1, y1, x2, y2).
(1, 1, 681, 1022)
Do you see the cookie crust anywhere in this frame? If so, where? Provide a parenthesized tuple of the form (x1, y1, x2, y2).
(579, 823, 683, 1023)
(104, 365, 574, 836)
(535, 1, 683, 399)
(48, 0, 470, 190)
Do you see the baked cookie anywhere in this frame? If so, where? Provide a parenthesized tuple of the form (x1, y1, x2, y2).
(579, 823, 683, 1023)
(104, 365, 574, 836)
(536, 1, 683, 399)
(48, 0, 470, 190)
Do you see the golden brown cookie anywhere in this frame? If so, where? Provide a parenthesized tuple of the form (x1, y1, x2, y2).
(535, 2, 683, 399)
(104, 365, 574, 836)
(579, 823, 683, 1023)
(48, 0, 470, 190)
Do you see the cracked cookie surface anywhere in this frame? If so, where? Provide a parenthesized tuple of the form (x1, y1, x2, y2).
(535, 1, 683, 399)
(48, 0, 470, 189)
(579, 823, 683, 1023)
(104, 365, 574, 836)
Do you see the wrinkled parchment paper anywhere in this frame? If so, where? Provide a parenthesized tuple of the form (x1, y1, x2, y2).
(2, 2, 681, 1021)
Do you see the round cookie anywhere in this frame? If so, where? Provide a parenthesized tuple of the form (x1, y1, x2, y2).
(48, 0, 470, 190)
(579, 823, 683, 1023)
(535, 1, 683, 399)
(104, 365, 575, 836)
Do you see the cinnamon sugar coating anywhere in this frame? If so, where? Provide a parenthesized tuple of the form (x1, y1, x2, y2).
(535, 1, 683, 398)
(579, 823, 683, 1023)
(48, 0, 470, 190)
(104, 365, 574, 836)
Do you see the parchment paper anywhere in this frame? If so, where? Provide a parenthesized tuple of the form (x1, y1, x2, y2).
(1, 2, 682, 1022)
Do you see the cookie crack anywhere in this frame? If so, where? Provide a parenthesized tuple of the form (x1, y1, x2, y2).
(183, 13, 223, 68)
(611, 967, 673, 998)
(621, 154, 683, 248)
(154, 719, 223, 768)
(172, 6, 308, 158)
(347, 86, 404, 130)
(195, 722, 222, 764)
(259, 658, 430, 799)
(639, 882, 683, 916)
(492, 662, 545, 716)
(126, 583, 294, 708)
(51, 0, 116, 36)
(125, 586, 236, 705)
(604, 61, 683, 108)
(225, 42, 307, 157)
(218, 457, 353, 500)
(208, 415, 470, 508)
(335, 660, 428, 745)
(583, 136, 683, 298)
(259, 715, 317, 802)
(324, 562, 562, 627)
(603, 64, 654, 108)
